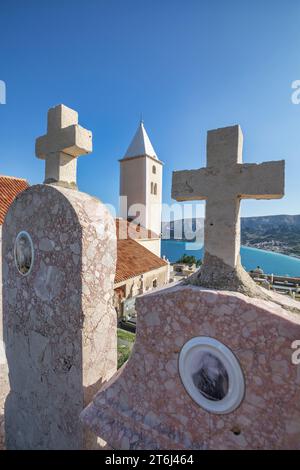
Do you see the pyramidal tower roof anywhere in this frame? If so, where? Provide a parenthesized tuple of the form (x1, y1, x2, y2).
(123, 121, 157, 159)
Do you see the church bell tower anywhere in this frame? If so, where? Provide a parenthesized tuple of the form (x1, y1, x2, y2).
(119, 121, 163, 256)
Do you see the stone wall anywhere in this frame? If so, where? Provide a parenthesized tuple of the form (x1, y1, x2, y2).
(136, 239, 161, 257)
(115, 265, 169, 299)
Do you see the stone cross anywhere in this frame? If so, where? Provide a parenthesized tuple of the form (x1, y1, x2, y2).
(172, 125, 284, 278)
(36, 104, 92, 188)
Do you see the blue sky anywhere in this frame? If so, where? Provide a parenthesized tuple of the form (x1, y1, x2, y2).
(0, 0, 300, 220)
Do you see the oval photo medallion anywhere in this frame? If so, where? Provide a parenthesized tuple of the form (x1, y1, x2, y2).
(14, 231, 34, 276)
(179, 337, 245, 414)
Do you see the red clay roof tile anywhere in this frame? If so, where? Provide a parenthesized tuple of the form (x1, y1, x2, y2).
(115, 237, 167, 284)
(0, 176, 29, 225)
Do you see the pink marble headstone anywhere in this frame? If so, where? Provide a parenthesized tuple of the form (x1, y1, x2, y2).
(2, 184, 117, 449)
(81, 283, 300, 449)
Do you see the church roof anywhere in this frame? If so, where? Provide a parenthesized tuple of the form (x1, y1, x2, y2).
(123, 121, 157, 159)
(115, 218, 166, 284)
(115, 218, 160, 240)
(115, 238, 167, 284)
(0, 175, 29, 225)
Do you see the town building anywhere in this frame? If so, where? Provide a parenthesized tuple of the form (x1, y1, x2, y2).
(119, 121, 163, 257)
(114, 121, 169, 319)
(114, 218, 169, 319)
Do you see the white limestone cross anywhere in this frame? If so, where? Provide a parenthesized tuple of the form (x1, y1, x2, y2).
(172, 125, 285, 270)
(35, 104, 92, 188)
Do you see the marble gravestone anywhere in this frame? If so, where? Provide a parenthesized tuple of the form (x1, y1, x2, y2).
(2, 104, 117, 450)
(81, 125, 300, 450)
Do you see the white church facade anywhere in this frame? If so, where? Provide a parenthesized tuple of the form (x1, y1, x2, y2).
(119, 121, 163, 257)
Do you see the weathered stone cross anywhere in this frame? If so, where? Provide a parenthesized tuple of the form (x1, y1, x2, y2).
(172, 125, 285, 290)
(36, 104, 92, 188)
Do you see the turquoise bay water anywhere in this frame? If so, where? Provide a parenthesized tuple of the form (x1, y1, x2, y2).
(161, 240, 300, 277)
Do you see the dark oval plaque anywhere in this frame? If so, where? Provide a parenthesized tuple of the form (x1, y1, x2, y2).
(14, 231, 34, 276)
(179, 337, 245, 414)
(192, 352, 229, 401)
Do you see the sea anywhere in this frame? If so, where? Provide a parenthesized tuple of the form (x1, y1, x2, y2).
(161, 240, 300, 278)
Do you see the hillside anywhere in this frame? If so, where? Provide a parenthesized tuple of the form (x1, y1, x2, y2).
(162, 215, 300, 258)
(241, 215, 300, 258)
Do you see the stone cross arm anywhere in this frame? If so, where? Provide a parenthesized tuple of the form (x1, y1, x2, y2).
(36, 104, 92, 159)
(172, 168, 208, 201)
(235, 161, 285, 199)
(35, 104, 93, 188)
(172, 160, 285, 201)
(36, 124, 92, 160)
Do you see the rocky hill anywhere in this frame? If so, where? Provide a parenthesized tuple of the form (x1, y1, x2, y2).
(241, 215, 300, 258)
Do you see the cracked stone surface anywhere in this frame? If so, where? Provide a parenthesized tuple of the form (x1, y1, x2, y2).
(2, 184, 117, 450)
(188, 252, 264, 295)
(187, 251, 300, 314)
(81, 284, 300, 450)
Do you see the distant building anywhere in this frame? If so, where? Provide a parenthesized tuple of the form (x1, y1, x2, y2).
(114, 219, 169, 318)
(116, 122, 169, 318)
(119, 121, 163, 257)
(253, 266, 264, 275)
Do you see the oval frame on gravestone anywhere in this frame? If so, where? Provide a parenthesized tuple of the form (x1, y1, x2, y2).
(179, 336, 245, 414)
(14, 231, 35, 277)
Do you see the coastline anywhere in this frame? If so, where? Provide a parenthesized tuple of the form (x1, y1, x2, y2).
(167, 238, 300, 260)
(162, 240, 300, 277)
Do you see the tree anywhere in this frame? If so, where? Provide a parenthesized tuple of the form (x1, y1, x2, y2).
(176, 254, 202, 267)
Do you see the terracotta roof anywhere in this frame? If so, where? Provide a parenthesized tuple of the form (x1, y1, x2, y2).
(116, 218, 159, 240)
(115, 237, 167, 284)
(0, 176, 29, 225)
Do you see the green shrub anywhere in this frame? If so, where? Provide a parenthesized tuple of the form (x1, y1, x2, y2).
(176, 254, 202, 266)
